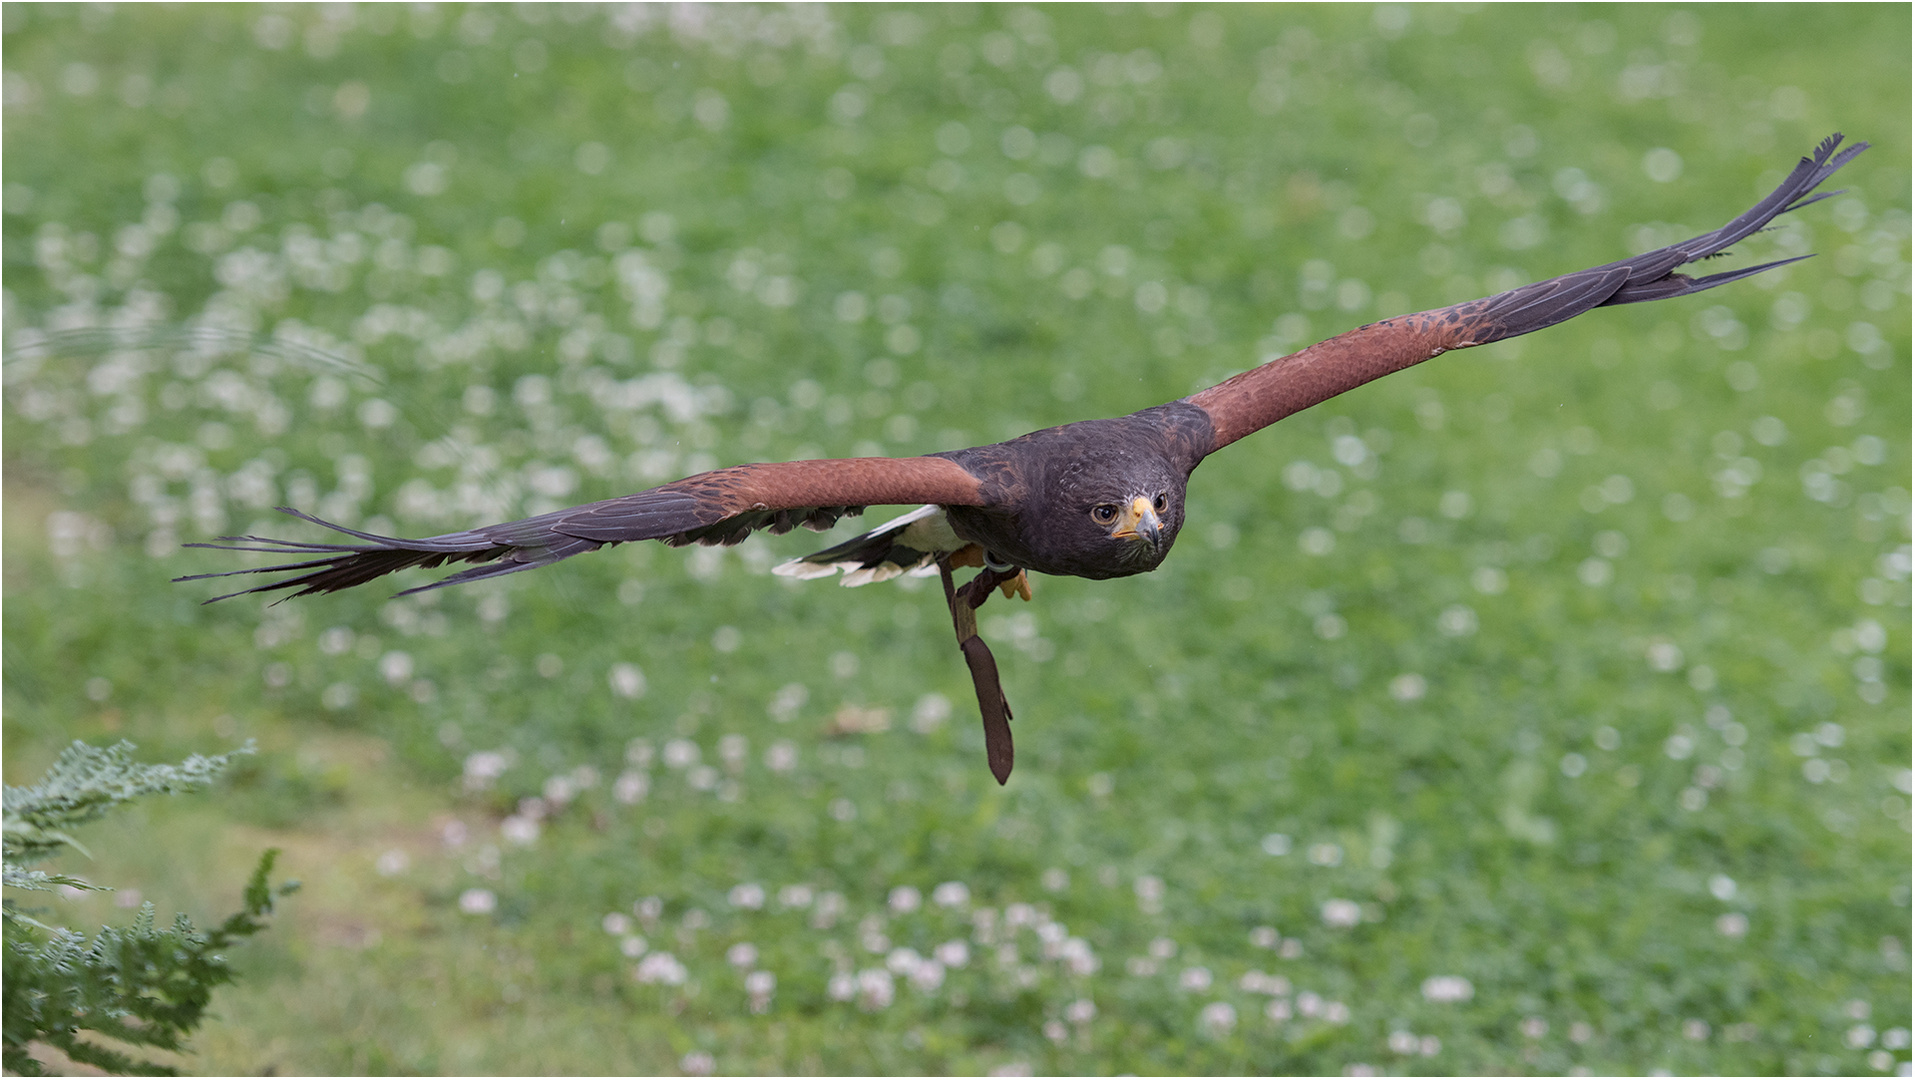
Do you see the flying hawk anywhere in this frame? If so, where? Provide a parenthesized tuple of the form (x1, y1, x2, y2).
(182, 134, 1867, 784)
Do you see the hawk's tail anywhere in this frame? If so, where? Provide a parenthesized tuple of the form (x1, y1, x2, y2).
(771, 504, 952, 587)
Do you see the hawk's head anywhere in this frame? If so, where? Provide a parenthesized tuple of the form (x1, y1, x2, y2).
(936, 406, 1208, 581)
(1028, 448, 1189, 580)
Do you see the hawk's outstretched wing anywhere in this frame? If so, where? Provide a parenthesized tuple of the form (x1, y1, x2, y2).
(179, 456, 986, 601)
(1187, 132, 1868, 451)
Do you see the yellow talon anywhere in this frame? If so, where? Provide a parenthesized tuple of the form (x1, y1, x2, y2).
(999, 570, 1033, 602)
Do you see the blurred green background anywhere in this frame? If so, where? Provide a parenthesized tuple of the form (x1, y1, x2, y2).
(3, 3, 1908, 1075)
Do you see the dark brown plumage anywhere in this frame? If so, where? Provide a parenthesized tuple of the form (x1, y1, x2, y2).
(181, 134, 1867, 783)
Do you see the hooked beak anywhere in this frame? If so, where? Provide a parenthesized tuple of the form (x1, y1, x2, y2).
(1109, 495, 1163, 548)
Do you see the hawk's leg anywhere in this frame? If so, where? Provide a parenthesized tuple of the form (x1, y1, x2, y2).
(939, 557, 1022, 785)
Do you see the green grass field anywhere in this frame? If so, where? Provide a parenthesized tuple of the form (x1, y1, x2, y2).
(4, 4, 1909, 1074)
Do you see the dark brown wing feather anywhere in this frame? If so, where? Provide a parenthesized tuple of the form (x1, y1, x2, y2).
(179, 456, 986, 601)
(1188, 133, 1867, 451)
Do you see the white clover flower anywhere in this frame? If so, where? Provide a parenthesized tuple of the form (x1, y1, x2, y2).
(612, 771, 648, 803)
(1321, 898, 1362, 928)
(857, 968, 895, 1010)
(663, 738, 700, 768)
(1421, 975, 1474, 1003)
(909, 958, 946, 992)
(1200, 1001, 1237, 1036)
(500, 815, 540, 846)
(827, 972, 856, 1001)
(636, 952, 687, 985)
(1060, 938, 1099, 976)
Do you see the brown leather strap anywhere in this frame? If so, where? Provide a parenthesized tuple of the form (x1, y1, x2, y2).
(941, 560, 1020, 784)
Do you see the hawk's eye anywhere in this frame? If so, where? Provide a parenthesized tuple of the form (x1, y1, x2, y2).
(1154, 493, 1169, 514)
(1091, 504, 1118, 525)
